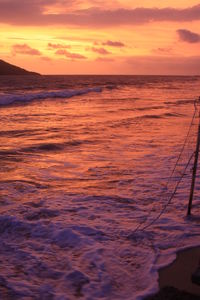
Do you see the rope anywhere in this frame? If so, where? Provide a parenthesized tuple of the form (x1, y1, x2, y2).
(132, 98, 199, 234)
(165, 100, 198, 188)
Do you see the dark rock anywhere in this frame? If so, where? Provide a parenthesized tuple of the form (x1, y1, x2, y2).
(145, 286, 200, 300)
(192, 267, 200, 286)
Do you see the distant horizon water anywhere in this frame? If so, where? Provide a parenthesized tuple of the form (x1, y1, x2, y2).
(34, 74, 200, 76)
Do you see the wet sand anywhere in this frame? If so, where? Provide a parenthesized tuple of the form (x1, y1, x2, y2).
(146, 246, 200, 299)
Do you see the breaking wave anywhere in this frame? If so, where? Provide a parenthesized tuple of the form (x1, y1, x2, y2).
(0, 87, 103, 106)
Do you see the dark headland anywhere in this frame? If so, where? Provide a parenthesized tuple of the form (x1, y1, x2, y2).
(0, 59, 40, 75)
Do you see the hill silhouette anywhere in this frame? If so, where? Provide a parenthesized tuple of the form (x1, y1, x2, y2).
(0, 59, 40, 75)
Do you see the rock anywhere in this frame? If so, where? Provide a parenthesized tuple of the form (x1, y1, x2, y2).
(145, 286, 200, 300)
(192, 267, 200, 286)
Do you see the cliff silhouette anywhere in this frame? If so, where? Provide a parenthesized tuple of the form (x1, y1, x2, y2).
(0, 59, 40, 75)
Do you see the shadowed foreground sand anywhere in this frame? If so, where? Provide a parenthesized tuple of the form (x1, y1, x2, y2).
(146, 246, 200, 299)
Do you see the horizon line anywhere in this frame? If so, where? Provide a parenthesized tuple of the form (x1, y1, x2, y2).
(38, 73, 200, 76)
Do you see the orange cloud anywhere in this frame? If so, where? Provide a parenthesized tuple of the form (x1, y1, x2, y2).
(55, 49, 87, 59)
(96, 57, 115, 62)
(91, 47, 111, 55)
(102, 40, 125, 47)
(40, 56, 52, 61)
(12, 44, 41, 56)
(48, 42, 71, 49)
(152, 47, 173, 55)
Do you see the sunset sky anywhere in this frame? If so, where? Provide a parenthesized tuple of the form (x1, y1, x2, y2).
(1, 0, 200, 75)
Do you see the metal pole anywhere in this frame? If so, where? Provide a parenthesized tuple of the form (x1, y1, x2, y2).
(187, 98, 200, 215)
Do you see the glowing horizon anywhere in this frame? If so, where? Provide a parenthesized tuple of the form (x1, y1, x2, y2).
(1, 0, 200, 75)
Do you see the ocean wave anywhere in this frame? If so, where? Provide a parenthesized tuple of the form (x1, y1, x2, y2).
(0, 87, 103, 106)
(165, 99, 195, 106)
(21, 139, 92, 153)
(136, 112, 184, 120)
(0, 140, 94, 163)
(23, 142, 64, 152)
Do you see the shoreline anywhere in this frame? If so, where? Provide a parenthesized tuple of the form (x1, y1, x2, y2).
(146, 246, 200, 299)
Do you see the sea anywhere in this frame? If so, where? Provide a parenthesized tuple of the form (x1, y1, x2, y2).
(0, 75, 200, 300)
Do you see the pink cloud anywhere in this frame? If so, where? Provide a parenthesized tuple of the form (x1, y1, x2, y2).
(91, 47, 111, 55)
(102, 40, 125, 47)
(55, 49, 87, 59)
(177, 29, 200, 43)
(12, 44, 41, 56)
